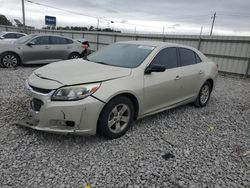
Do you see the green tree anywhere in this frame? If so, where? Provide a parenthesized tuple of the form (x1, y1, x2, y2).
(89, 26, 95, 31)
(0, 15, 12, 26)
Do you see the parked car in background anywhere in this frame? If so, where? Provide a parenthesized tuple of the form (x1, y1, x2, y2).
(0, 34, 86, 68)
(20, 41, 218, 139)
(0, 31, 26, 41)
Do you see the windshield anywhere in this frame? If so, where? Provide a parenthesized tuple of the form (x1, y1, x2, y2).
(14, 34, 36, 44)
(88, 43, 155, 68)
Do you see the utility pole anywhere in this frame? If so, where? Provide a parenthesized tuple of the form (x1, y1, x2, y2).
(134, 26, 136, 34)
(199, 26, 203, 37)
(21, 0, 27, 33)
(97, 18, 100, 30)
(162, 26, 165, 35)
(210, 12, 216, 36)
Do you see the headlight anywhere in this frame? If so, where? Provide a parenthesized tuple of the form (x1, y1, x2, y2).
(51, 83, 101, 101)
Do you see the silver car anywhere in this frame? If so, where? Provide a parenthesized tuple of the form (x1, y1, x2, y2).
(19, 41, 218, 139)
(0, 34, 85, 68)
(0, 31, 27, 40)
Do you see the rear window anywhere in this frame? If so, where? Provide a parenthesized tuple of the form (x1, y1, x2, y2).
(195, 53, 202, 63)
(179, 48, 196, 66)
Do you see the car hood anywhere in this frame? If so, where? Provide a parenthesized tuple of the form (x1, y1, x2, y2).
(33, 59, 132, 87)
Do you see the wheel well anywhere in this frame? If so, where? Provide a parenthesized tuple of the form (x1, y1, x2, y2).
(0, 51, 22, 64)
(68, 52, 80, 58)
(119, 93, 139, 120)
(104, 93, 139, 120)
(96, 93, 139, 134)
(206, 78, 214, 90)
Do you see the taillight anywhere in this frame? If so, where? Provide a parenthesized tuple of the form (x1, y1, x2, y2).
(81, 44, 88, 49)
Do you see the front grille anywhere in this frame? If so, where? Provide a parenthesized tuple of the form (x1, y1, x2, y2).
(31, 98, 43, 111)
(29, 85, 52, 94)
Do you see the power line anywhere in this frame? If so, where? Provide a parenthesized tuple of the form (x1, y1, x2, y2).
(24, 0, 250, 34)
(25, 0, 98, 19)
(24, 0, 214, 29)
(217, 13, 250, 18)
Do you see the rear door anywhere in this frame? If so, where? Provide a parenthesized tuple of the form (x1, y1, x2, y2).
(178, 47, 204, 100)
(49, 36, 73, 60)
(22, 36, 51, 63)
(143, 47, 183, 114)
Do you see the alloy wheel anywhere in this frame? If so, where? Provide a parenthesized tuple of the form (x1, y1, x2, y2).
(107, 104, 131, 134)
(200, 85, 210, 104)
(2, 54, 18, 68)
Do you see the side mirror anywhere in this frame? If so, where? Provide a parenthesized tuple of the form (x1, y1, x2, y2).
(145, 64, 166, 74)
(27, 42, 35, 46)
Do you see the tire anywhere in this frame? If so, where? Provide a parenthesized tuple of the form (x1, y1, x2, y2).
(98, 96, 135, 139)
(68, 52, 80, 59)
(0, 52, 20, 68)
(194, 81, 212, 107)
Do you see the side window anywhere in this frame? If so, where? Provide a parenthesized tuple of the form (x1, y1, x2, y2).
(3, 33, 15, 39)
(31, 36, 50, 45)
(51, 36, 69, 45)
(179, 48, 196, 66)
(151, 47, 178, 69)
(66, 38, 73, 44)
(195, 53, 202, 63)
(15, 34, 25, 38)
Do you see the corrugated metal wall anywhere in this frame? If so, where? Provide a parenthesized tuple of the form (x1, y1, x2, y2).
(1, 25, 250, 76)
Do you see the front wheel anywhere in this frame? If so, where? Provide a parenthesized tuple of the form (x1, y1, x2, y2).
(0, 52, 20, 68)
(98, 96, 134, 139)
(194, 81, 212, 107)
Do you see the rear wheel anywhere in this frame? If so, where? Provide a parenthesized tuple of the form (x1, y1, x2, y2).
(194, 81, 212, 107)
(98, 96, 134, 139)
(68, 52, 80, 59)
(0, 52, 20, 68)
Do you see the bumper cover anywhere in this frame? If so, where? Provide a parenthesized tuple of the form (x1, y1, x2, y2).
(16, 117, 94, 135)
(16, 84, 105, 135)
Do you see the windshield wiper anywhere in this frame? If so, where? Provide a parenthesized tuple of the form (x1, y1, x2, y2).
(91, 60, 124, 67)
(94, 61, 111, 66)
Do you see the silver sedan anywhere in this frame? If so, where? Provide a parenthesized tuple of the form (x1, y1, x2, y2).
(20, 41, 218, 139)
(0, 34, 85, 68)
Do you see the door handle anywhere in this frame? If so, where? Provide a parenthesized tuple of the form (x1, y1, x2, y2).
(199, 70, 204, 74)
(175, 75, 181, 80)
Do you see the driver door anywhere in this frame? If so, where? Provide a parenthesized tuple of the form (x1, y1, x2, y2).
(143, 47, 183, 115)
(22, 36, 51, 63)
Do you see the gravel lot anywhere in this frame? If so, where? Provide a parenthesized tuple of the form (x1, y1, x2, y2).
(0, 66, 249, 188)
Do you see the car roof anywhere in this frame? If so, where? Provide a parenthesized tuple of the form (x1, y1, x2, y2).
(28, 33, 73, 40)
(118, 40, 197, 50)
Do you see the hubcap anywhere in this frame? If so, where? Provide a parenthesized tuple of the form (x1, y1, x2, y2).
(108, 104, 131, 134)
(2, 55, 18, 68)
(71, 55, 79, 59)
(200, 85, 210, 104)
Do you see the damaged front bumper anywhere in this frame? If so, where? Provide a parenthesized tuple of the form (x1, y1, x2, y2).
(16, 81, 105, 135)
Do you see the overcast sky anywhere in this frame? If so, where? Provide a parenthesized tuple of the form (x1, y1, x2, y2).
(1, 0, 250, 35)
